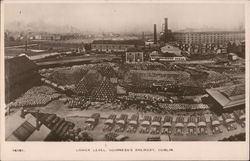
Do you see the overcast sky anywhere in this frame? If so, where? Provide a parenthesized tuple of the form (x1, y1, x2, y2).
(4, 3, 245, 33)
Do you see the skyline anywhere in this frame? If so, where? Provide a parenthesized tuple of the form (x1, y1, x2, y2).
(4, 3, 245, 33)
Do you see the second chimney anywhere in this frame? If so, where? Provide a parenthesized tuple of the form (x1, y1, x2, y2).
(164, 18, 168, 43)
(154, 24, 157, 44)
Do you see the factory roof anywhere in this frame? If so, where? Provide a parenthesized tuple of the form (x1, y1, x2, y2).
(206, 84, 245, 109)
(5, 55, 38, 79)
(160, 44, 182, 56)
(92, 39, 145, 45)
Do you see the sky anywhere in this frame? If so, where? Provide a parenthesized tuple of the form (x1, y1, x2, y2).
(4, 2, 245, 33)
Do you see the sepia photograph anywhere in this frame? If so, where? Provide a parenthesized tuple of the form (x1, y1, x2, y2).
(3, 1, 247, 144)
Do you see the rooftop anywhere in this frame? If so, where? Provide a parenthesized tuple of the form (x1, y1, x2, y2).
(92, 39, 145, 46)
(5, 55, 38, 79)
(173, 30, 245, 34)
(206, 84, 245, 109)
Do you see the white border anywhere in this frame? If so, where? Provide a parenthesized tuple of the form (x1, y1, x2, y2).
(1, 0, 249, 160)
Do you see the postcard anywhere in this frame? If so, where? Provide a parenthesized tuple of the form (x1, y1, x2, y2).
(1, 0, 249, 160)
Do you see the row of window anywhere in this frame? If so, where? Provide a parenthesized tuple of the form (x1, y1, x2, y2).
(176, 37, 244, 43)
(174, 32, 244, 36)
(92, 44, 134, 49)
(174, 35, 244, 40)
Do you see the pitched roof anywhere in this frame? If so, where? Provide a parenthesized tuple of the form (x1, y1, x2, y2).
(206, 84, 245, 109)
(92, 39, 145, 46)
(5, 55, 37, 79)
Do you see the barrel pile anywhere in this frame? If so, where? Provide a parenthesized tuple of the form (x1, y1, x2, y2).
(158, 103, 209, 111)
(68, 97, 87, 108)
(10, 86, 61, 108)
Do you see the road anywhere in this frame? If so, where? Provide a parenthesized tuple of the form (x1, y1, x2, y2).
(23, 99, 245, 141)
(36, 55, 121, 67)
(5, 44, 38, 49)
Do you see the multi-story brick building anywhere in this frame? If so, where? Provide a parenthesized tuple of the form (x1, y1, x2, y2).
(172, 31, 244, 44)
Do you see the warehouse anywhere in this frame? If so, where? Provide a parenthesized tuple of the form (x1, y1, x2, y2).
(5, 55, 40, 103)
(206, 84, 245, 113)
(91, 40, 145, 53)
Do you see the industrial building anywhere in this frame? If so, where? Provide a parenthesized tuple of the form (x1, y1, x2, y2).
(158, 17, 244, 45)
(125, 48, 144, 63)
(150, 55, 186, 62)
(5, 55, 40, 103)
(160, 44, 182, 56)
(148, 43, 185, 62)
(91, 40, 145, 53)
(206, 84, 245, 113)
(172, 31, 245, 44)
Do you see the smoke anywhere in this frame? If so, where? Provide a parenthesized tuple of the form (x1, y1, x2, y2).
(4, 3, 245, 33)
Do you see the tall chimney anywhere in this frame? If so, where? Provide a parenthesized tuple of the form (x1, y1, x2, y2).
(154, 24, 157, 44)
(142, 32, 145, 41)
(164, 18, 168, 43)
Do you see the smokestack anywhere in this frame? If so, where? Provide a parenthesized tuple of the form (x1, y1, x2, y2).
(154, 24, 157, 44)
(164, 18, 168, 43)
(142, 32, 145, 41)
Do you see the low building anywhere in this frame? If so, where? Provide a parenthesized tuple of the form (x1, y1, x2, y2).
(150, 49, 186, 62)
(206, 84, 245, 113)
(91, 40, 145, 53)
(161, 44, 182, 56)
(125, 48, 144, 63)
(150, 56, 186, 62)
